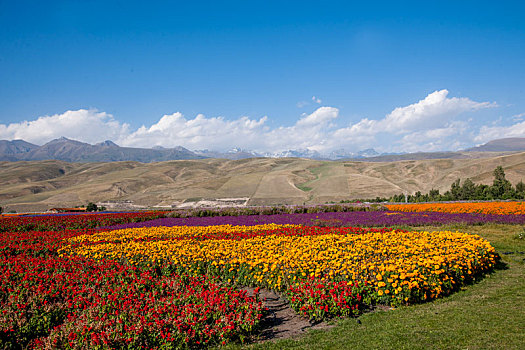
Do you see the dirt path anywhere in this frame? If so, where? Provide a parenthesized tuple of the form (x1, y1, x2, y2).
(246, 288, 335, 343)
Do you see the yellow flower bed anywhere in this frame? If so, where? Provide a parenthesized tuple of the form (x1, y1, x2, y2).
(68, 223, 298, 243)
(61, 225, 497, 306)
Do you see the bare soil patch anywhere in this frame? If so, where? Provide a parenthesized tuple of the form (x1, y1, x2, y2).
(244, 288, 335, 343)
(241, 287, 397, 345)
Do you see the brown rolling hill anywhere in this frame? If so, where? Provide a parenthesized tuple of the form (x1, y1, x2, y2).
(2, 152, 525, 212)
(465, 137, 525, 152)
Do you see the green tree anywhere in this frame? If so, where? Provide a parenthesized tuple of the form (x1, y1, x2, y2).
(491, 166, 513, 198)
(86, 202, 98, 212)
(390, 193, 404, 202)
(461, 178, 476, 200)
(428, 188, 440, 201)
(475, 184, 490, 200)
(515, 180, 525, 199)
(450, 179, 461, 200)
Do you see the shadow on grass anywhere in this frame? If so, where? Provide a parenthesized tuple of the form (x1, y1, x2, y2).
(494, 258, 509, 271)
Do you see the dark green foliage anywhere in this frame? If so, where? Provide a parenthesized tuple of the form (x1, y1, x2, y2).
(428, 188, 440, 201)
(340, 196, 390, 204)
(491, 166, 515, 199)
(86, 202, 98, 212)
(449, 179, 462, 200)
(515, 180, 525, 199)
(460, 178, 476, 200)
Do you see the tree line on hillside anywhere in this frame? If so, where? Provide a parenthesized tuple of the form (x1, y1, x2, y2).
(388, 166, 525, 203)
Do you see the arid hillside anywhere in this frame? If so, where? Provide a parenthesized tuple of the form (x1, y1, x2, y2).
(2, 152, 525, 212)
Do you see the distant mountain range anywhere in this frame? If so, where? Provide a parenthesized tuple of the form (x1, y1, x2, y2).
(0, 137, 203, 162)
(465, 137, 525, 152)
(1, 137, 525, 163)
(348, 138, 525, 162)
(197, 147, 383, 160)
(194, 148, 260, 160)
(0, 138, 388, 162)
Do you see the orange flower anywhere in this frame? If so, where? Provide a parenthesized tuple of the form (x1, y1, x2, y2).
(386, 201, 525, 215)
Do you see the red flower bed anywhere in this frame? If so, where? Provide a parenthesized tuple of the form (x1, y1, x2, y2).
(287, 278, 366, 321)
(0, 227, 263, 349)
(0, 212, 168, 233)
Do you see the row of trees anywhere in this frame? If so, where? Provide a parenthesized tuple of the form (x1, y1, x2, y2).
(390, 166, 525, 203)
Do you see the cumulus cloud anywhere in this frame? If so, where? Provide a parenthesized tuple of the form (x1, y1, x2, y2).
(332, 89, 496, 152)
(335, 90, 495, 140)
(0, 109, 130, 145)
(382, 89, 495, 134)
(263, 107, 338, 152)
(397, 121, 469, 153)
(474, 120, 525, 144)
(121, 113, 269, 150)
(0, 90, 502, 155)
(295, 106, 337, 127)
(120, 106, 340, 153)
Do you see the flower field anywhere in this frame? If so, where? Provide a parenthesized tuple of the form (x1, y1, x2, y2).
(0, 228, 264, 349)
(61, 225, 498, 308)
(103, 209, 525, 230)
(0, 210, 501, 348)
(386, 201, 525, 215)
(0, 211, 169, 233)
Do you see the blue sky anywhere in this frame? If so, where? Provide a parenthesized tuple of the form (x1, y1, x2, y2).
(1, 0, 524, 154)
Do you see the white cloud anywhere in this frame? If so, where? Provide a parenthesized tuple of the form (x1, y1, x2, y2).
(297, 95, 322, 108)
(397, 121, 469, 153)
(0, 109, 130, 145)
(0, 107, 340, 153)
(332, 89, 495, 152)
(335, 89, 495, 139)
(122, 106, 340, 153)
(121, 112, 269, 150)
(295, 106, 337, 127)
(263, 107, 339, 152)
(474, 120, 525, 144)
(382, 89, 495, 134)
(0, 90, 501, 155)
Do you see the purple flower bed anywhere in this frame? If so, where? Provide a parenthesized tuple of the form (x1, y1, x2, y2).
(101, 211, 525, 230)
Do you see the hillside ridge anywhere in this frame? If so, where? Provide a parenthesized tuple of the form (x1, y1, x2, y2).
(2, 151, 525, 212)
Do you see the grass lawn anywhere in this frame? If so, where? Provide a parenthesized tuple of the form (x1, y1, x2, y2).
(230, 224, 525, 349)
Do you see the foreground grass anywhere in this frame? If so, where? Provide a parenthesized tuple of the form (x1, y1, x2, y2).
(232, 224, 525, 350)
